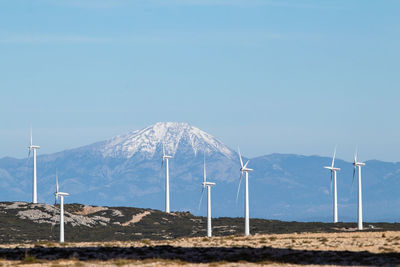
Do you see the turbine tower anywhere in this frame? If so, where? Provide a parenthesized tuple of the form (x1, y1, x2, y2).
(198, 156, 216, 237)
(161, 143, 172, 213)
(54, 171, 69, 243)
(28, 128, 40, 204)
(353, 149, 365, 230)
(323, 146, 341, 223)
(236, 147, 253, 236)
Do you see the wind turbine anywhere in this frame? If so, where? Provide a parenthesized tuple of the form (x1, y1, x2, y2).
(28, 128, 40, 204)
(323, 146, 341, 223)
(54, 171, 69, 243)
(352, 148, 365, 230)
(198, 156, 216, 237)
(236, 147, 253, 236)
(161, 143, 172, 213)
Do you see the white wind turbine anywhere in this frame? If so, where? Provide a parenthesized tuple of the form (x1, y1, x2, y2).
(54, 171, 69, 243)
(323, 146, 341, 223)
(198, 156, 216, 237)
(28, 128, 40, 204)
(161, 143, 172, 213)
(236, 147, 253, 236)
(352, 148, 365, 230)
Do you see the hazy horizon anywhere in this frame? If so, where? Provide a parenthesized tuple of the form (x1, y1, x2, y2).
(1, 121, 397, 163)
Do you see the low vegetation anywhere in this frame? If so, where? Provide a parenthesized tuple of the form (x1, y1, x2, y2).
(0, 201, 399, 244)
(0, 232, 398, 266)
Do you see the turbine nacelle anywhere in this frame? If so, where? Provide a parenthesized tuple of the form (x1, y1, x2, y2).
(199, 154, 216, 237)
(161, 143, 172, 168)
(54, 172, 69, 244)
(237, 146, 253, 236)
(354, 162, 365, 167)
(351, 148, 366, 198)
(324, 166, 341, 171)
(323, 146, 340, 178)
(54, 171, 69, 203)
(202, 181, 216, 187)
(198, 156, 216, 214)
(353, 148, 365, 167)
(56, 192, 69, 197)
(28, 128, 40, 150)
(201, 156, 215, 187)
(324, 146, 340, 223)
(161, 142, 172, 159)
(241, 167, 253, 172)
(161, 141, 172, 213)
(352, 147, 365, 230)
(236, 146, 254, 205)
(28, 127, 40, 204)
(238, 146, 253, 173)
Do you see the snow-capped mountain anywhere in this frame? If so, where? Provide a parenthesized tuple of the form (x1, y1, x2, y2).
(0, 122, 241, 215)
(1, 122, 400, 222)
(99, 122, 235, 159)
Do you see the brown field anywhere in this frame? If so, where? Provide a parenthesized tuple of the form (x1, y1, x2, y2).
(0, 231, 399, 266)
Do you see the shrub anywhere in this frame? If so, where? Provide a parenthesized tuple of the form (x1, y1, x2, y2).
(20, 255, 40, 264)
(141, 239, 151, 245)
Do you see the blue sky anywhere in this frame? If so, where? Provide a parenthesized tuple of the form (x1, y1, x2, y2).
(1, 0, 399, 161)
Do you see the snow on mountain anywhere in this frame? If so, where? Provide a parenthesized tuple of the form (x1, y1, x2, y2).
(2, 122, 400, 221)
(100, 122, 235, 159)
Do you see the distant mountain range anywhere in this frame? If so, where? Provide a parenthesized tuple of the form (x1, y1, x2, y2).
(0, 122, 399, 222)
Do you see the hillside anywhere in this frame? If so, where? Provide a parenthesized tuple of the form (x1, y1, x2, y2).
(0, 202, 400, 244)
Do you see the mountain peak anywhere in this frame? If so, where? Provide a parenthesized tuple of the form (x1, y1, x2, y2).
(100, 122, 235, 159)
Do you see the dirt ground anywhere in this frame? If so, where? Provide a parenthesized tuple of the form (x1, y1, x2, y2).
(1, 231, 399, 266)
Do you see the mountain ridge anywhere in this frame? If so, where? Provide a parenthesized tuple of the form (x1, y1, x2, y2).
(99, 122, 235, 159)
(0, 122, 399, 222)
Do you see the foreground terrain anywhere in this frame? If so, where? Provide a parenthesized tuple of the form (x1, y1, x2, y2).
(1, 202, 400, 265)
(1, 201, 400, 243)
(0, 232, 399, 266)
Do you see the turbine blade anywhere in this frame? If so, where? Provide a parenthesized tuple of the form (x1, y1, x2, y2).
(203, 155, 207, 183)
(30, 127, 32, 147)
(198, 188, 205, 211)
(161, 159, 164, 169)
(236, 172, 243, 203)
(162, 142, 165, 157)
(56, 170, 59, 193)
(243, 160, 250, 170)
(351, 166, 356, 193)
(54, 169, 59, 206)
(330, 171, 333, 195)
(238, 146, 243, 168)
(331, 146, 337, 168)
(25, 148, 32, 166)
(354, 147, 357, 164)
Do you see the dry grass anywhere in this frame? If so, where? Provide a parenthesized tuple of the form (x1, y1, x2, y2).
(0, 231, 399, 266)
(7, 230, 400, 253)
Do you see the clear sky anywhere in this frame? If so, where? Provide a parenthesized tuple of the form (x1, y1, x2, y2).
(1, 0, 399, 162)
